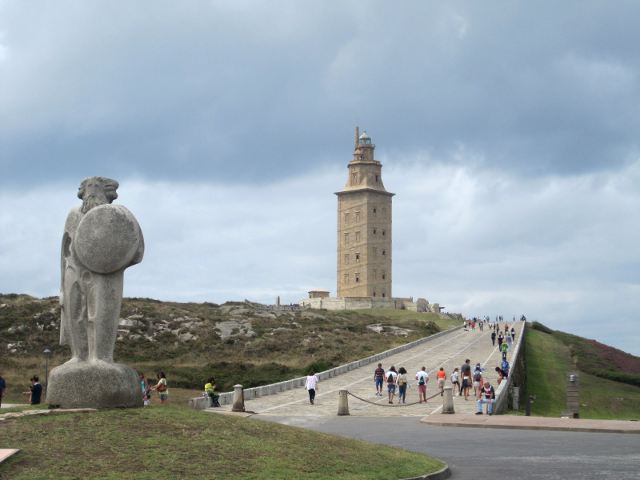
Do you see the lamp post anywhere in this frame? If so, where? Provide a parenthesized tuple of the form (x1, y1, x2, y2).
(43, 348, 52, 396)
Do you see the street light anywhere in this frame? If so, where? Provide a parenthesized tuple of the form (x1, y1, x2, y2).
(43, 348, 52, 396)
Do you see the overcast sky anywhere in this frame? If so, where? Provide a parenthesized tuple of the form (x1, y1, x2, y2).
(1, 1, 638, 355)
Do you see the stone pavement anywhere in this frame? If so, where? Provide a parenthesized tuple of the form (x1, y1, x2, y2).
(208, 322, 523, 417)
(421, 413, 640, 434)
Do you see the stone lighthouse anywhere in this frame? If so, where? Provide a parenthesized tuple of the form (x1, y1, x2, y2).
(335, 127, 394, 298)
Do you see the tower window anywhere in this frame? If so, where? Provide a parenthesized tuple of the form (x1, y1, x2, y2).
(352, 172, 358, 184)
(382, 292, 386, 298)
(382, 249, 386, 256)
(373, 291, 376, 297)
(382, 229, 386, 236)
(375, 175, 379, 183)
(355, 211, 360, 222)
(355, 273, 360, 283)
(382, 272, 386, 280)
(355, 253, 360, 262)
(373, 208, 377, 216)
(373, 228, 377, 235)
(355, 231, 361, 242)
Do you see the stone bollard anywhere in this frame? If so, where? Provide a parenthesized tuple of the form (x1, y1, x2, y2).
(232, 384, 245, 412)
(441, 386, 455, 414)
(512, 386, 520, 410)
(337, 390, 350, 416)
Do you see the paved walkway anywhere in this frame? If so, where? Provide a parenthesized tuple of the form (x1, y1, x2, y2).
(208, 322, 523, 417)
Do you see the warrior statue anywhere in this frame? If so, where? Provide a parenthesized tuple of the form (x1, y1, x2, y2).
(47, 177, 145, 408)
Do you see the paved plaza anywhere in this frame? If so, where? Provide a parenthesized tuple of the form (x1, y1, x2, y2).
(209, 322, 523, 417)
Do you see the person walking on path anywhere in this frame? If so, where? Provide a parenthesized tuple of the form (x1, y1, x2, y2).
(460, 359, 472, 400)
(511, 327, 516, 341)
(450, 368, 461, 395)
(397, 367, 408, 404)
(497, 332, 504, 349)
(416, 366, 429, 403)
(472, 364, 483, 398)
(152, 372, 169, 404)
(0, 373, 5, 408)
(305, 371, 319, 405)
(386, 366, 398, 404)
(476, 380, 496, 415)
(500, 341, 509, 360)
(491, 331, 496, 346)
(373, 363, 385, 397)
(506, 331, 513, 348)
(436, 367, 446, 396)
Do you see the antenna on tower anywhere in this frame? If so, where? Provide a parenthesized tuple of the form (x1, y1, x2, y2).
(354, 126, 360, 149)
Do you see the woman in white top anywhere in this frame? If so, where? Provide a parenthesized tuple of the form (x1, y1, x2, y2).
(305, 371, 319, 405)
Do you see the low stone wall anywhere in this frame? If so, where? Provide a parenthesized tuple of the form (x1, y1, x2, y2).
(299, 296, 425, 311)
(191, 324, 463, 409)
(493, 322, 527, 414)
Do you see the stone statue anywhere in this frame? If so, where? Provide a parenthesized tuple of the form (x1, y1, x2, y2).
(47, 177, 145, 408)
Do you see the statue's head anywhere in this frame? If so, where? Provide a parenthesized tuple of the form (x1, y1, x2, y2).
(77, 177, 119, 214)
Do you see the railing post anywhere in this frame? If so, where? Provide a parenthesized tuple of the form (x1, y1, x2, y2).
(232, 384, 245, 412)
(337, 390, 350, 416)
(442, 386, 455, 414)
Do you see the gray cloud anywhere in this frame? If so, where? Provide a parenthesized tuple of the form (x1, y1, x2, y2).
(1, 1, 639, 186)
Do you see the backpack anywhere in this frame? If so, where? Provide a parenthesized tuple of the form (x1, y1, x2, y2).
(418, 374, 425, 385)
(387, 373, 395, 383)
(473, 372, 482, 382)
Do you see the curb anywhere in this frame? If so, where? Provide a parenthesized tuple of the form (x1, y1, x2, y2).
(420, 418, 640, 435)
(401, 464, 451, 480)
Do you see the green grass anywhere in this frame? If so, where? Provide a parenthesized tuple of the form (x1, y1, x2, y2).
(525, 327, 640, 420)
(1, 405, 444, 480)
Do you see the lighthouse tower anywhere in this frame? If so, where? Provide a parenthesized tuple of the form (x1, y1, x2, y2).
(335, 127, 394, 298)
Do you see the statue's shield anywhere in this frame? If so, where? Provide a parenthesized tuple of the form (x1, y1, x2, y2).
(74, 204, 143, 274)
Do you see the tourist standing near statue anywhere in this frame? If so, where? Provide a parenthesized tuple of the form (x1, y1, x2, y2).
(305, 371, 319, 405)
(47, 177, 145, 409)
(23, 376, 42, 405)
(0, 373, 5, 407)
(373, 363, 385, 397)
(152, 372, 169, 404)
(415, 366, 429, 403)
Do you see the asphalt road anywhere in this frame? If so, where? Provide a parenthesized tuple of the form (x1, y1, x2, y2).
(258, 416, 640, 479)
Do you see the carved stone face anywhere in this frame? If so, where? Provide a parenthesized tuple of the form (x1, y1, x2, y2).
(78, 177, 118, 214)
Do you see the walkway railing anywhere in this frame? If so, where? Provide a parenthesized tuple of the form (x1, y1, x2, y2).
(493, 321, 527, 414)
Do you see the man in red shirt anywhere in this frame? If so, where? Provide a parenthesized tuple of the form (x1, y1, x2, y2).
(373, 363, 385, 397)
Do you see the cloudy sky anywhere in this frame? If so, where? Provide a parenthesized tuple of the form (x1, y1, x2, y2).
(1, 1, 639, 354)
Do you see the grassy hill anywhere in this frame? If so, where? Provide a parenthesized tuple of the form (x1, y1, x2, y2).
(525, 322, 640, 419)
(0, 294, 461, 401)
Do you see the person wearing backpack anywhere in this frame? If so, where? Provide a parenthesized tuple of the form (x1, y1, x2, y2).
(386, 366, 398, 404)
(472, 364, 483, 398)
(415, 366, 429, 403)
(397, 367, 409, 404)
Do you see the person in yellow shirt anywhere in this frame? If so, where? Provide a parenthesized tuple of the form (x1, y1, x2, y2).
(205, 377, 220, 407)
